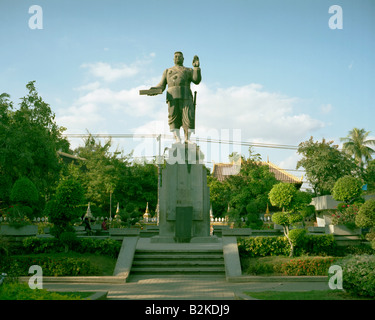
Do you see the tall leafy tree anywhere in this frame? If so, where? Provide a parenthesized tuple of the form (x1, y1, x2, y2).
(72, 134, 125, 214)
(0, 82, 69, 205)
(70, 134, 158, 218)
(340, 128, 375, 167)
(297, 137, 357, 196)
(208, 148, 278, 218)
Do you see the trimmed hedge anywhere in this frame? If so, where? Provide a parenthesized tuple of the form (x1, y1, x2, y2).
(277, 257, 337, 276)
(0, 256, 99, 277)
(238, 234, 337, 257)
(19, 237, 121, 259)
(238, 236, 289, 257)
(244, 256, 337, 276)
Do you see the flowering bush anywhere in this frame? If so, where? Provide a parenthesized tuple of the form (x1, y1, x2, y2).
(331, 204, 360, 229)
(243, 256, 337, 276)
(277, 257, 337, 276)
(337, 255, 375, 298)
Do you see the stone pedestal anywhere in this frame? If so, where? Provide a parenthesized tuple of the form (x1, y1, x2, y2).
(152, 143, 215, 243)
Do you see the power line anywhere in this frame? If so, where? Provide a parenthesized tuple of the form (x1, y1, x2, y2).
(64, 133, 299, 150)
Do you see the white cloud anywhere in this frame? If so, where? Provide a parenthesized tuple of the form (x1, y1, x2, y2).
(320, 103, 333, 114)
(193, 83, 325, 145)
(80, 53, 156, 83)
(81, 62, 139, 82)
(74, 81, 101, 92)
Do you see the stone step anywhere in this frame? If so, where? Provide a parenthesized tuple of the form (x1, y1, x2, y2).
(135, 249, 223, 254)
(132, 260, 224, 266)
(130, 248, 226, 276)
(133, 254, 224, 260)
(130, 267, 226, 275)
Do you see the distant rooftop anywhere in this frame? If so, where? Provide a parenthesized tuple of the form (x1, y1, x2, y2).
(212, 160, 303, 188)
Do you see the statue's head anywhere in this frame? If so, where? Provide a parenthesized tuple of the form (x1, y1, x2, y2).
(174, 51, 184, 66)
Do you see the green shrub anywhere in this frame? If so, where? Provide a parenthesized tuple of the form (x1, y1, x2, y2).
(238, 236, 290, 257)
(10, 177, 39, 207)
(59, 232, 78, 253)
(332, 176, 363, 204)
(0, 282, 83, 300)
(271, 211, 289, 227)
(269, 183, 297, 211)
(277, 257, 337, 276)
(45, 179, 85, 236)
(238, 234, 337, 258)
(337, 255, 375, 298)
(0, 256, 99, 277)
(288, 229, 307, 248)
(355, 198, 375, 228)
(242, 256, 337, 276)
(303, 234, 337, 256)
(20, 237, 121, 258)
(21, 237, 63, 254)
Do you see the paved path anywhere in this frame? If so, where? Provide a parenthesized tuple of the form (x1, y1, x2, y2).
(43, 275, 329, 300)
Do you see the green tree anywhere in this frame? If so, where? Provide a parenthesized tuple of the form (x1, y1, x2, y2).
(72, 134, 122, 214)
(10, 177, 39, 220)
(340, 128, 375, 167)
(364, 159, 375, 193)
(69, 134, 158, 219)
(269, 183, 311, 257)
(115, 160, 158, 217)
(332, 175, 363, 204)
(355, 199, 375, 250)
(297, 137, 357, 196)
(45, 178, 85, 237)
(207, 175, 230, 217)
(209, 149, 278, 223)
(0, 82, 69, 206)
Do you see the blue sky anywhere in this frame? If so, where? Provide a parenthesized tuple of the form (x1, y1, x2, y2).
(1, 0, 374, 187)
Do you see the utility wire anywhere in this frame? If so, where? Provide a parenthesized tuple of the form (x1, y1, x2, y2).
(64, 133, 299, 150)
(64, 133, 306, 174)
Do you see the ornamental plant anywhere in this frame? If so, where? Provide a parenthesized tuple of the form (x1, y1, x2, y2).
(355, 198, 375, 248)
(44, 178, 85, 237)
(269, 183, 312, 257)
(338, 254, 375, 298)
(9, 177, 39, 222)
(332, 176, 363, 204)
(331, 204, 360, 229)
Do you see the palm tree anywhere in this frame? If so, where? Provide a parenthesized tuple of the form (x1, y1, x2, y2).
(340, 128, 375, 167)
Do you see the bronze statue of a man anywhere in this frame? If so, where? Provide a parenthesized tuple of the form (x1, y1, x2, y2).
(149, 51, 201, 144)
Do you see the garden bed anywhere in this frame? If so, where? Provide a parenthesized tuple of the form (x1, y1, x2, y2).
(0, 252, 116, 277)
(240, 255, 338, 276)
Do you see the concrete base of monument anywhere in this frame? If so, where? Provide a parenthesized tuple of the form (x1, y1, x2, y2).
(150, 235, 220, 243)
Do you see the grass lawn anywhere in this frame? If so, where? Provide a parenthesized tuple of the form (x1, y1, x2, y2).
(244, 290, 373, 300)
(11, 252, 117, 276)
(0, 282, 95, 300)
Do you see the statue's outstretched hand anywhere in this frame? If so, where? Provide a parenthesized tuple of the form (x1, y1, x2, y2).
(148, 87, 161, 96)
(192, 55, 200, 67)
